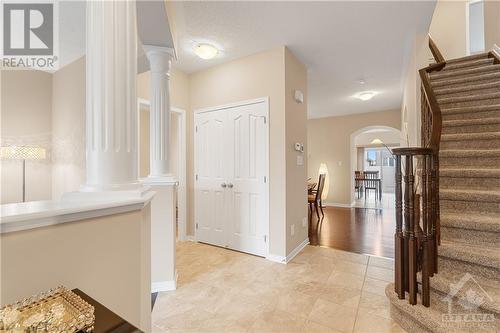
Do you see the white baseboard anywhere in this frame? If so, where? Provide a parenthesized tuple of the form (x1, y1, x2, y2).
(323, 201, 354, 208)
(266, 238, 309, 264)
(285, 238, 309, 263)
(152, 271, 178, 292)
(185, 235, 196, 242)
(266, 253, 286, 264)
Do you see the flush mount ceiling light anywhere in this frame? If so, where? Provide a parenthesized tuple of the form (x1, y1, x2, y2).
(193, 43, 218, 60)
(354, 91, 377, 101)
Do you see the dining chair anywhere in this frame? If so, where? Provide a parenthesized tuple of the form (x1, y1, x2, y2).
(308, 173, 326, 219)
(363, 171, 380, 200)
(354, 171, 363, 198)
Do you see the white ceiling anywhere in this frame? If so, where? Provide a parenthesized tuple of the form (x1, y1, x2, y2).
(170, 1, 436, 119)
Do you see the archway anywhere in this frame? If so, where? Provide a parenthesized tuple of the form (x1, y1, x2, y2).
(349, 125, 401, 208)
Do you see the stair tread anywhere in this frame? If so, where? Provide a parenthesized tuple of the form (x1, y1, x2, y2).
(432, 71, 500, 88)
(435, 80, 500, 96)
(441, 104, 500, 115)
(440, 188, 500, 202)
(445, 52, 490, 64)
(443, 117, 500, 127)
(441, 131, 500, 141)
(420, 270, 500, 315)
(441, 212, 500, 232)
(440, 168, 500, 178)
(440, 149, 500, 158)
(430, 64, 500, 80)
(386, 284, 493, 333)
(443, 58, 494, 71)
(439, 241, 500, 269)
(437, 92, 500, 104)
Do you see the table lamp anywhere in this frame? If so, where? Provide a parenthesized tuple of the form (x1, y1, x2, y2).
(370, 138, 393, 154)
(0, 145, 47, 202)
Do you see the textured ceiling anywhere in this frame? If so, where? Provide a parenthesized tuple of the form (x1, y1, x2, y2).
(170, 1, 436, 118)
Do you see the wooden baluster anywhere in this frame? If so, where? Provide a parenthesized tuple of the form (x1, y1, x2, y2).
(395, 154, 405, 299)
(407, 155, 417, 305)
(433, 153, 439, 274)
(421, 154, 430, 307)
(403, 155, 410, 293)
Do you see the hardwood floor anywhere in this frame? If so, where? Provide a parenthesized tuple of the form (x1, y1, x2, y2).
(308, 206, 395, 259)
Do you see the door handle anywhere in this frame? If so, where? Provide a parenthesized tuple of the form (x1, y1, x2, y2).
(227, 183, 234, 188)
(221, 183, 227, 188)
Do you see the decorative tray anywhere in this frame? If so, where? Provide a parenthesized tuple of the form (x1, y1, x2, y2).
(0, 286, 95, 332)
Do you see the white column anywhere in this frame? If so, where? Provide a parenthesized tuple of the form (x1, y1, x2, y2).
(85, 0, 139, 190)
(142, 46, 177, 292)
(144, 46, 174, 178)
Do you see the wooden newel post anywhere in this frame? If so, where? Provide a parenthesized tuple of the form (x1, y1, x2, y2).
(394, 154, 404, 299)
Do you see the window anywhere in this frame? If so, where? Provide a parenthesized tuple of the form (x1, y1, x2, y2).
(467, 0, 485, 55)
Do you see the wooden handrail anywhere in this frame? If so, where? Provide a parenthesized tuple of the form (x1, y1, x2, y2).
(393, 37, 446, 308)
(429, 35, 445, 63)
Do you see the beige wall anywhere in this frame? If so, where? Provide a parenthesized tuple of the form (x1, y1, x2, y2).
(429, 0, 467, 60)
(1, 70, 53, 204)
(484, 0, 500, 50)
(1, 208, 152, 331)
(189, 47, 288, 256)
(52, 57, 86, 199)
(307, 110, 401, 206)
(284, 48, 308, 254)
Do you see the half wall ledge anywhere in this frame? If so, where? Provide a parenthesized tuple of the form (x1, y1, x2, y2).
(0, 190, 155, 234)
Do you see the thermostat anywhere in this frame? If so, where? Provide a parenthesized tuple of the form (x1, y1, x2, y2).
(294, 142, 304, 152)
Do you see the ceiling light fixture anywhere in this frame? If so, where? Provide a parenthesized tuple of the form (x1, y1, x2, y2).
(193, 43, 218, 60)
(354, 91, 377, 101)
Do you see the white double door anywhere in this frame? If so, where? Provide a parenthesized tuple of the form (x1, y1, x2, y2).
(195, 100, 268, 257)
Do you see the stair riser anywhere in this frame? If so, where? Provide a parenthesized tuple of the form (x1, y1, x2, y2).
(441, 226, 500, 246)
(442, 123, 500, 134)
(431, 67, 499, 81)
(441, 199, 500, 214)
(440, 177, 500, 190)
(441, 138, 500, 149)
(442, 59, 494, 72)
(438, 257, 499, 281)
(439, 97, 500, 109)
(437, 87, 500, 99)
(432, 73, 500, 89)
(442, 110, 500, 121)
(427, 290, 499, 319)
(440, 157, 500, 168)
(389, 304, 430, 333)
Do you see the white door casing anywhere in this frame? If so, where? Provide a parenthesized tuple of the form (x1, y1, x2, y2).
(194, 98, 269, 257)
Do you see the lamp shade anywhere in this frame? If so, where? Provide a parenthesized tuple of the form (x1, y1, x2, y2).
(0, 146, 46, 160)
(318, 163, 329, 200)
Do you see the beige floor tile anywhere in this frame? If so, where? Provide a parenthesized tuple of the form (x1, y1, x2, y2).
(327, 270, 366, 290)
(276, 290, 318, 318)
(303, 319, 343, 333)
(332, 259, 367, 276)
(368, 256, 394, 270)
(152, 242, 398, 333)
(331, 249, 369, 265)
(366, 265, 394, 283)
(362, 277, 391, 297)
(353, 310, 406, 333)
(249, 309, 307, 332)
(319, 285, 361, 308)
(358, 290, 391, 319)
(308, 298, 357, 333)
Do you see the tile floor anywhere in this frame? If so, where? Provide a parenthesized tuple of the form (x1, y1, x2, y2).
(152, 242, 405, 333)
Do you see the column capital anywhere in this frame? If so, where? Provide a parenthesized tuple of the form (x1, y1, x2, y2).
(143, 45, 175, 60)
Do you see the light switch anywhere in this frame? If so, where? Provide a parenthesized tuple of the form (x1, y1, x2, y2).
(338, 161, 342, 167)
(297, 155, 304, 166)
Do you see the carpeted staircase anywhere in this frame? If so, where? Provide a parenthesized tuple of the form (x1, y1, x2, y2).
(386, 52, 500, 332)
